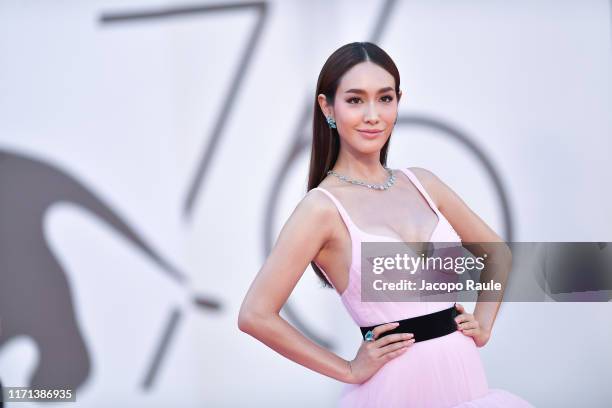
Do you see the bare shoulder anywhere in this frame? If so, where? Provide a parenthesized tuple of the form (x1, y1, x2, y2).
(407, 166, 470, 215)
(406, 166, 446, 206)
(297, 188, 340, 231)
(407, 166, 442, 189)
(303, 187, 337, 211)
(265, 188, 339, 265)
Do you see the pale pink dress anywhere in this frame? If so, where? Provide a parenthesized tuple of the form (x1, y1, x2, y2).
(312, 168, 532, 408)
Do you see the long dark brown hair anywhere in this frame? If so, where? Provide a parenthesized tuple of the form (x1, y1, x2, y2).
(308, 42, 401, 288)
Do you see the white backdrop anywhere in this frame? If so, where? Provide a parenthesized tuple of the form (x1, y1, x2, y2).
(0, 0, 611, 407)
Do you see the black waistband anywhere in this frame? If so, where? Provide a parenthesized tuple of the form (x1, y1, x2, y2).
(360, 304, 459, 343)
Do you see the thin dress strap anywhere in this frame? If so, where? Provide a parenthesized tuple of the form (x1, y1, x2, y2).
(399, 168, 442, 216)
(310, 187, 359, 291)
(311, 187, 359, 235)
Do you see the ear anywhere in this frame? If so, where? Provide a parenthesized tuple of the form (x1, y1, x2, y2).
(397, 89, 403, 103)
(317, 93, 334, 118)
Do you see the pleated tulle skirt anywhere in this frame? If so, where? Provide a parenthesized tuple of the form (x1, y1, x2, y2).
(338, 331, 532, 408)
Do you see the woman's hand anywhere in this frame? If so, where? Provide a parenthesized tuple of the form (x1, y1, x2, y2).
(455, 303, 490, 347)
(346, 322, 415, 384)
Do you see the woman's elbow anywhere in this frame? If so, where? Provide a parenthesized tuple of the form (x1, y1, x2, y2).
(237, 310, 255, 333)
(238, 307, 277, 335)
(237, 305, 268, 334)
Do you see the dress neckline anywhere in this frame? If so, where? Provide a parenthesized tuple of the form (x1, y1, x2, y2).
(315, 167, 441, 243)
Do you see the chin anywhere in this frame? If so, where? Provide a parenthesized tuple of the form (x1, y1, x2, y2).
(356, 141, 388, 154)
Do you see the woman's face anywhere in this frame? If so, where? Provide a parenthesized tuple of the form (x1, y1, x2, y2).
(319, 61, 401, 154)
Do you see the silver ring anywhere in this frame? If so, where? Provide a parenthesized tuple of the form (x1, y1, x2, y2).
(364, 330, 375, 342)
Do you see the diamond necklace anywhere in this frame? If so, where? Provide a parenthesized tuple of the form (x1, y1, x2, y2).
(327, 166, 396, 190)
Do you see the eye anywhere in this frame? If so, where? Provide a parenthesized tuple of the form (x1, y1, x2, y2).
(346, 95, 394, 104)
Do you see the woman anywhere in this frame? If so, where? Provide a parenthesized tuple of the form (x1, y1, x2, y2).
(238, 42, 531, 407)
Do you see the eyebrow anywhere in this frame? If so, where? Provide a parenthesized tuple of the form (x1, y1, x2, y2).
(344, 87, 394, 95)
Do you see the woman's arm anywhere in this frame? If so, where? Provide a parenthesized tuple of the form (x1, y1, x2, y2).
(237, 190, 353, 383)
(410, 167, 512, 346)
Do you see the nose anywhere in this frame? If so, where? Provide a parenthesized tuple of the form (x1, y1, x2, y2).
(363, 101, 380, 124)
